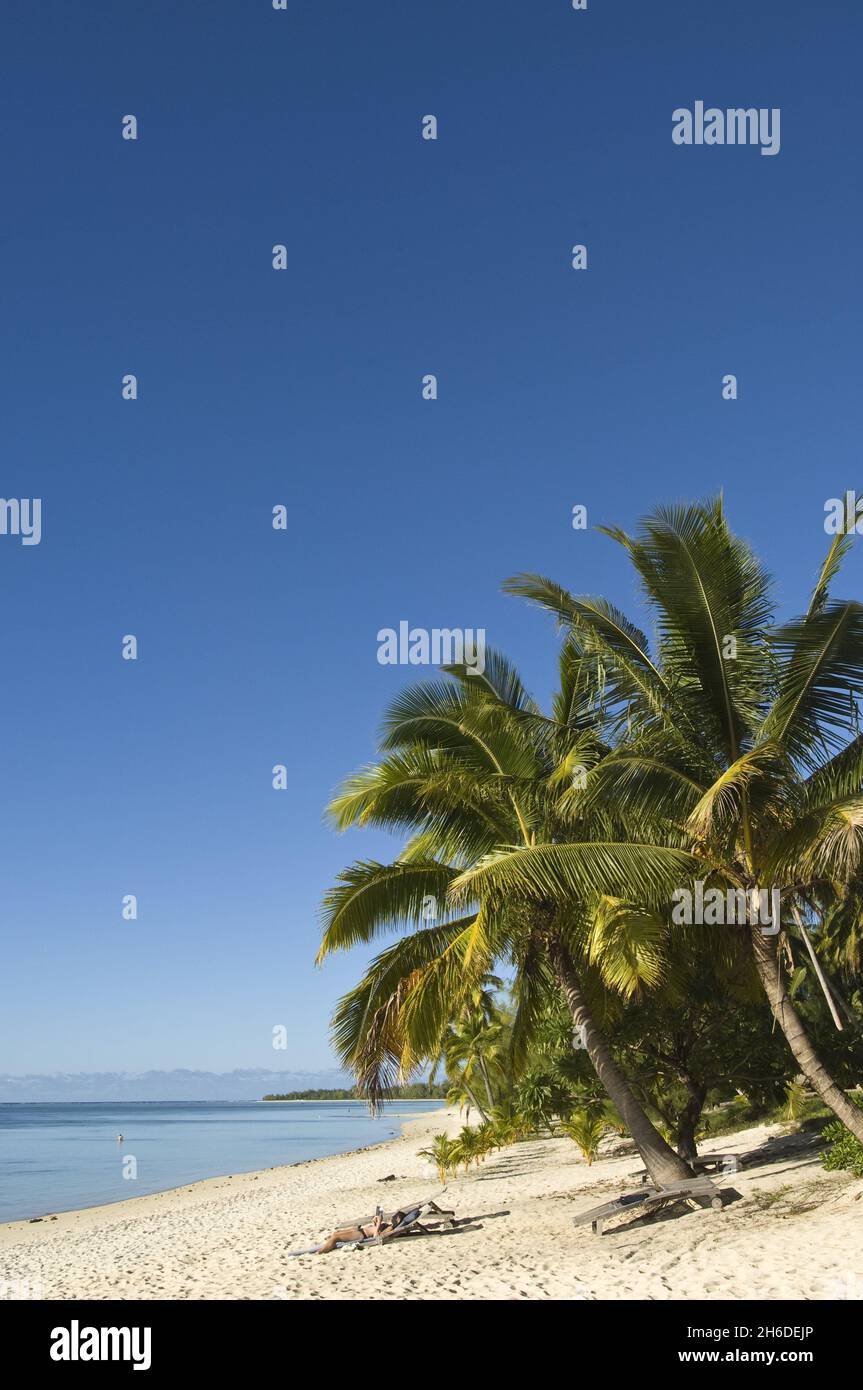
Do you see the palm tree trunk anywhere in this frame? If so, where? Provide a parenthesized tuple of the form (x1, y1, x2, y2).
(476, 1054, 496, 1110)
(546, 937, 693, 1186)
(460, 1079, 489, 1124)
(750, 926, 863, 1142)
(676, 1078, 707, 1161)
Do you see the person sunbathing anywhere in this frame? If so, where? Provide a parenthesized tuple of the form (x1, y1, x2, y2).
(314, 1209, 407, 1254)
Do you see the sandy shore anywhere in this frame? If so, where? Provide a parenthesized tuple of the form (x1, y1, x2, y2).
(1, 1105, 861, 1300)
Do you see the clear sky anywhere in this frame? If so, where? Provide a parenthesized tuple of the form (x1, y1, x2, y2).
(3, 0, 862, 1079)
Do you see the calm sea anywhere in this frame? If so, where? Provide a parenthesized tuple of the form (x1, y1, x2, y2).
(0, 1100, 445, 1224)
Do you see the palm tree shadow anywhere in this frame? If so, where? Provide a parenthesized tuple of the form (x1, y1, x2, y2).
(400, 1223, 484, 1241)
(477, 1168, 537, 1180)
(605, 1188, 743, 1234)
(458, 1209, 510, 1223)
(477, 1151, 550, 1179)
(736, 1131, 824, 1173)
(403, 1209, 510, 1240)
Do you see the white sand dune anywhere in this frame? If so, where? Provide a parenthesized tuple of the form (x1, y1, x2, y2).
(1, 1106, 861, 1300)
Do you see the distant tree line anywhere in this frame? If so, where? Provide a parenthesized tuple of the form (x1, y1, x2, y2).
(262, 1082, 449, 1101)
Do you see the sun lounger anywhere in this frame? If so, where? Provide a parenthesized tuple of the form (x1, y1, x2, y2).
(286, 1207, 423, 1257)
(693, 1153, 741, 1175)
(344, 1195, 455, 1230)
(632, 1154, 742, 1184)
(348, 1206, 423, 1247)
(286, 1192, 457, 1257)
(573, 1175, 725, 1236)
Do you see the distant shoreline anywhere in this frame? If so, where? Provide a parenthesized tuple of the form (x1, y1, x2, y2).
(0, 1097, 441, 1106)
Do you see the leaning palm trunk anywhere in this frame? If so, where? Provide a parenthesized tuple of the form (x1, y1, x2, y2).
(749, 926, 863, 1143)
(546, 937, 692, 1186)
(459, 1079, 489, 1124)
(476, 1055, 496, 1111)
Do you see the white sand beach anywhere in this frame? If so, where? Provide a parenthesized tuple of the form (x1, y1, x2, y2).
(1, 1106, 861, 1301)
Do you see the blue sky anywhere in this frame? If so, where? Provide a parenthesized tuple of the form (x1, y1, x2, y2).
(2, 0, 862, 1079)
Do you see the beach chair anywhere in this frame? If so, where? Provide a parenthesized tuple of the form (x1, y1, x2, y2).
(341, 1193, 461, 1245)
(632, 1154, 742, 1184)
(350, 1207, 423, 1248)
(286, 1192, 457, 1257)
(691, 1153, 741, 1176)
(572, 1175, 725, 1236)
(343, 1192, 455, 1232)
(286, 1208, 423, 1257)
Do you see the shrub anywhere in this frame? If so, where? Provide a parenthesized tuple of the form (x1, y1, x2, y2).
(562, 1109, 607, 1165)
(784, 1080, 808, 1121)
(417, 1133, 460, 1183)
(820, 1095, 863, 1178)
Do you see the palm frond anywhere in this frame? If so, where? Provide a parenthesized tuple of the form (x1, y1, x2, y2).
(607, 499, 773, 760)
(807, 530, 854, 618)
(503, 574, 674, 729)
(317, 859, 462, 961)
(762, 602, 863, 770)
(686, 744, 779, 841)
(587, 897, 669, 998)
(329, 919, 483, 1106)
(442, 645, 538, 713)
(451, 841, 700, 911)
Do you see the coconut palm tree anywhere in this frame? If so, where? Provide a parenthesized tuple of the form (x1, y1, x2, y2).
(442, 1006, 506, 1114)
(489, 1100, 530, 1145)
(452, 1125, 485, 1174)
(425, 974, 507, 1120)
(417, 1133, 459, 1183)
(317, 648, 695, 1185)
(504, 497, 863, 1141)
(444, 1072, 486, 1124)
(562, 1109, 607, 1165)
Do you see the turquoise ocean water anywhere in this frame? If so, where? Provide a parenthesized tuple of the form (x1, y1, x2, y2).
(0, 1100, 444, 1223)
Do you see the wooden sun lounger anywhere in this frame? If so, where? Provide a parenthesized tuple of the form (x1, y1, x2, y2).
(350, 1207, 423, 1247)
(632, 1154, 742, 1184)
(346, 1193, 455, 1230)
(287, 1192, 458, 1257)
(572, 1175, 725, 1236)
(287, 1206, 425, 1257)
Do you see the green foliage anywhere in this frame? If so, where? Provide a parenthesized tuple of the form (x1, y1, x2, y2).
(472, 1123, 500, 1163)
(601, 1100, 628, 1137)
(317, 495, 863, 1171)
(784, 1080, 809, 1121)
(418, 1116, 522, 1182)
(417, 1133, 461, 1183)
(451, 1126, 484, 1173)
(821, 1094, 863, 1177)
(562, 1109, 608, 1165)
(514, 1068, 575, 1135)
(701, 1090, 831, 1141)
